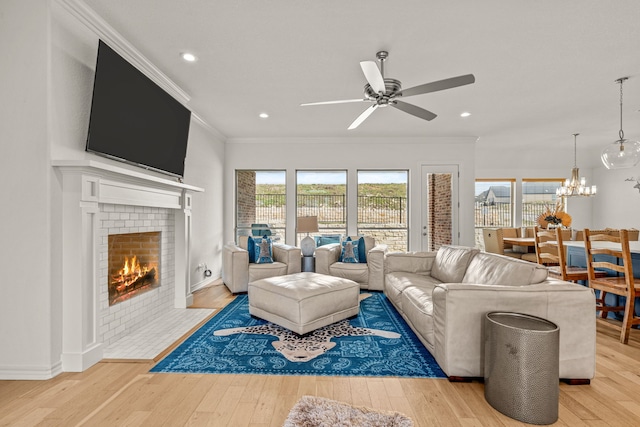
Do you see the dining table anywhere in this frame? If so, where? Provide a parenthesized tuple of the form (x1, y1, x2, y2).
(502, 236, 536, 247)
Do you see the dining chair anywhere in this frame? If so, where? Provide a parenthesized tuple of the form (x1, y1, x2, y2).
(533, 226, 561, 267)
(584, 228, 640, 344)
(534, 226, 607, 283)
(482, 228, 522, 259)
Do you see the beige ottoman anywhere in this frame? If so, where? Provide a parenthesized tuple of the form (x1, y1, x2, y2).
(248, 272, 360, 335)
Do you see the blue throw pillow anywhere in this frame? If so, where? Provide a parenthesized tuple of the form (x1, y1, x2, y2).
(253, 235, 274, 264)
(247, 236, 256, 263)
(340, 237, 360, 263)
(357, 236, 367, 264)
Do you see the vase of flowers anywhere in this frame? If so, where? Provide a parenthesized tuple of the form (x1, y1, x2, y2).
(537, 201, 572, 229)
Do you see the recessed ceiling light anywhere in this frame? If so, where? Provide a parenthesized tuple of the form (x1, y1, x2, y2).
(180, 52, 197, 62)
(460, 112, 471, 117)
(259, 113, 269, 119)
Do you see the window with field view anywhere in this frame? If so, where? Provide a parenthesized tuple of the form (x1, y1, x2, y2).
(358, 170, 408, 252)
(296, 170, 347, 246)
(235, 170, 286, 242)
(521, 179, 564, 227)
(474, 180, 514, 248)
(473, 178, 565, 249)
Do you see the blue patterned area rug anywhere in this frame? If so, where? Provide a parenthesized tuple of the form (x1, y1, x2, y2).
(151, 292, 445, 378)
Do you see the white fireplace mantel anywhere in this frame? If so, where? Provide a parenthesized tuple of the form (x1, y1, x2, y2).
(52, 159, 204, 372)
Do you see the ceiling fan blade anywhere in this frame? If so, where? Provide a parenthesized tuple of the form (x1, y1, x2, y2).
(360, 61, 386, 94)
(392, 101, 437, 121)
(348, 104, 378, 130)
(400, 74, 475, 98)
(300, 99, 367, 106)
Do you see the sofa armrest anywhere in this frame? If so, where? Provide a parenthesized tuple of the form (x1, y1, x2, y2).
(222, 244, 249, 293)
(366, 244, 388, 291)
(385, 251, 436, 275)
(315, 243, 341, 275)
(272, 243, 302, 274)
(431, 281, 596, 379)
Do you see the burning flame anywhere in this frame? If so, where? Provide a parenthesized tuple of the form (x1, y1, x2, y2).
(112, 256, 153, 292)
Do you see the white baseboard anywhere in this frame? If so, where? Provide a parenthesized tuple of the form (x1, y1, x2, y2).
(191, 277, 219, 293)
(0, 360, 63, 380)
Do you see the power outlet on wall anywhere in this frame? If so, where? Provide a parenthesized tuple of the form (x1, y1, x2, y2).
(196, 262, 212, 278)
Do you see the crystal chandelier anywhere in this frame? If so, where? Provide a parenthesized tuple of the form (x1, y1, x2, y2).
(601, 77, 640, 169)
(557, 133, 597, 197)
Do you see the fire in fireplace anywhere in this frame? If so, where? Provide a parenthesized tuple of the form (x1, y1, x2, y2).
(108, 231, 160, 306)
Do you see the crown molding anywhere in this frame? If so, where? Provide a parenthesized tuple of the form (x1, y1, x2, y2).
(55, 0, 190, 105)
(192, 112, 227, 142)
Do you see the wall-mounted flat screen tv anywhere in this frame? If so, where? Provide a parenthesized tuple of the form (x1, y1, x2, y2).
(86, 40, 191, 178)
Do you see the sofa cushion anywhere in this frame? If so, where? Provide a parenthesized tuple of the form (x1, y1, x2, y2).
(248, 262, 288, 283)
(462, 252, 548, 286)
(385, 272, 442, 311)
(401, 285, 436, 352)
(430, 246, 480, 283)
(329, 262, 369, 287)
(247, 236, 256, 263)
(357, 236, 367, 263)
(339, 237, 360, 263)
(253, 235, 274, 264)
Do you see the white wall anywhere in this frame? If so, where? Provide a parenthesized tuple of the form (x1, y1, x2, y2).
(184, 121, 225, 285)
(0, 0, 225, 379)
(224, 137, 477, 250)
(592, 164, 640, 229)
(0, 0, 58, 379)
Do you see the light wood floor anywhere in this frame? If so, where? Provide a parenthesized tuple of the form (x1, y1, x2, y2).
(3, 281, 640, 427)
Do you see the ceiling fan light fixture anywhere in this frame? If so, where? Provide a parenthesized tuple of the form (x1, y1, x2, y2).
(601, 77, 640, 169)
(300, 51, 474, 130)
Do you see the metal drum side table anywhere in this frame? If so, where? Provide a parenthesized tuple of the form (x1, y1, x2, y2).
(484, 312, 560, 425)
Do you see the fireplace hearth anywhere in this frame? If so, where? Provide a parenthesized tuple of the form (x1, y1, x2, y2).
(108, 231, 160, 306)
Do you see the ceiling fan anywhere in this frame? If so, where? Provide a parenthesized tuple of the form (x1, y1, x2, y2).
(301, 51, 475, 130)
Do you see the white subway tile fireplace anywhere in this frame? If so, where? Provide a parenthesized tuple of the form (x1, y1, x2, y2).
(53, 160, 203, 372)
(100, 207, 173, 346)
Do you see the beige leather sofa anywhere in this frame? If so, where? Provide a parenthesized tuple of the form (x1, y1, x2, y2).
(384, 245, 596, 381)
(315, 236, 387, 290)
(222, 236, 301, 293)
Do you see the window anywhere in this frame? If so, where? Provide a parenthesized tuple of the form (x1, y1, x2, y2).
(521, 179, 564, 227)
(357, 170, 408, 251)
(474, 179, 514, 248)
(296, 171, 347, 245)
(235, 170, 286, 242)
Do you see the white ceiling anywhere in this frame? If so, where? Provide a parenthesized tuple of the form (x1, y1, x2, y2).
(82, 0, 640, 166)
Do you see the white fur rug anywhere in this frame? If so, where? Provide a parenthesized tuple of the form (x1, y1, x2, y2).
(283, 395, 414, 427)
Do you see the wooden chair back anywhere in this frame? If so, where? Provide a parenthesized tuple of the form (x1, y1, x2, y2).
(584, 228, 640, 343)
(482, 228, 504, 254)
(533, 226, 560, 266)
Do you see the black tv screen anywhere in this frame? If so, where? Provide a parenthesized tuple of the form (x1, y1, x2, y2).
(86, 40, 191, 178)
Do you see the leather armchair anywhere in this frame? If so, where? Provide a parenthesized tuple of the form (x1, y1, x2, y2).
(222, 236, 301, 294)
(315, 236, 387, 290)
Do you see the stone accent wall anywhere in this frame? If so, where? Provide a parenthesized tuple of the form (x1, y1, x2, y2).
(236, 171, 256, 227)
(358, 228, 408, 252)
(98, 204, 175, 346)
(428, 174, 452, 251)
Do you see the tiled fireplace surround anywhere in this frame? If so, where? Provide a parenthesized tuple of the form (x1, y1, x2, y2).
(99, 205, 173, 345)
(53, 160, 203, 372)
